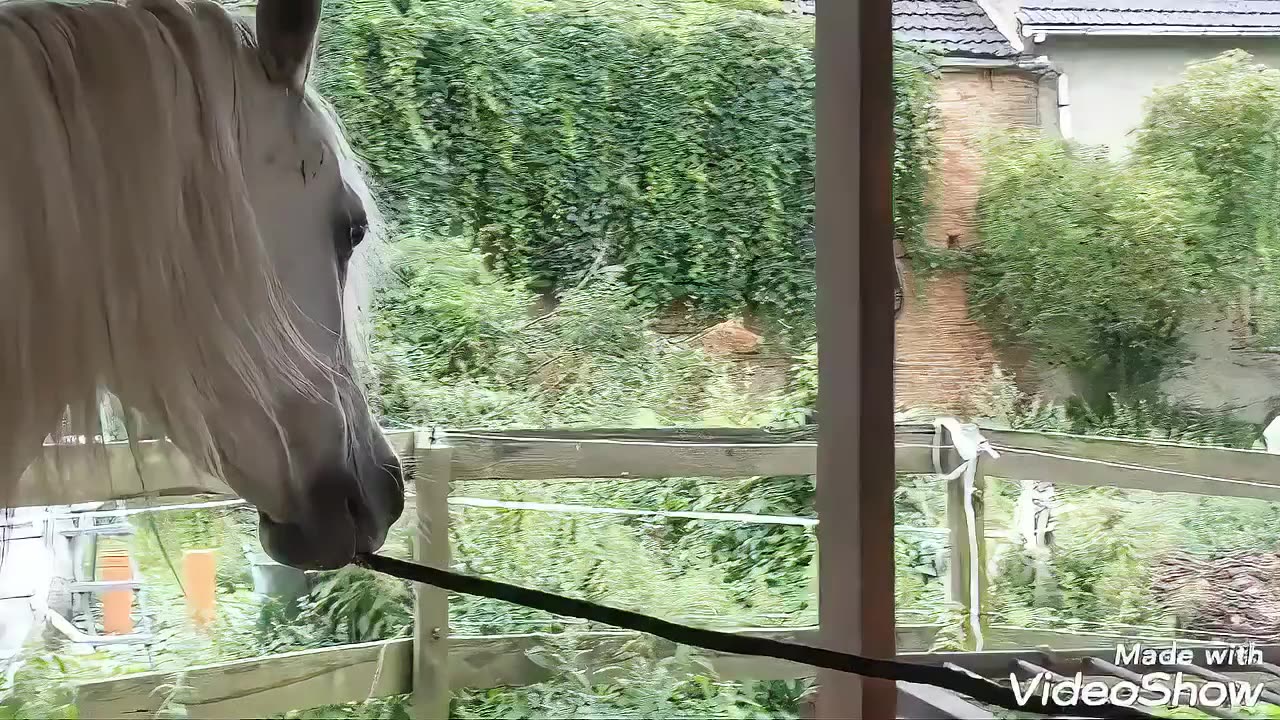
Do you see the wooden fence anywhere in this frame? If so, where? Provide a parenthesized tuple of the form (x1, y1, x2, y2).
(17, 421, 1280, 717)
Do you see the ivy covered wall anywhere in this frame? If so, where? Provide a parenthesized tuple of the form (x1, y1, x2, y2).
(314, 0, 939, 346)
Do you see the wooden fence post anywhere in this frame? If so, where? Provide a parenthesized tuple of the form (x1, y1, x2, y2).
(936, 417, 993, 653)
(941, 426, 989, 652)
(412, 429, 452, 720)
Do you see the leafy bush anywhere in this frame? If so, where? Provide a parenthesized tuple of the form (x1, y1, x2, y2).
(970, 134, 1210, 395)
(368, 237, 765, 429)
(972, 50, 1280, 398)
(1134, 50, 1280, 309)
(302, 567, 414, 645)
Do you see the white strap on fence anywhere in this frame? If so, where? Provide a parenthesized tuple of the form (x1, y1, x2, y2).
(959, 458, 984, 651)
(933, 417, 998, 652)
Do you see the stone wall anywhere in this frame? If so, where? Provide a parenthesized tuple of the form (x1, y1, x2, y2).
(894, 65, 1050, 416)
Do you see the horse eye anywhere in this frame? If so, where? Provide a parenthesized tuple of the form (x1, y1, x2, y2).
(349, 220, 368, 248)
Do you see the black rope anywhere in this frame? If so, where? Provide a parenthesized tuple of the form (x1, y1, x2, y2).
(356, 552, 1147, 718)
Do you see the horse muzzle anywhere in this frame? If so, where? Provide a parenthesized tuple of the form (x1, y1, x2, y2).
(257, 455, 405, 570)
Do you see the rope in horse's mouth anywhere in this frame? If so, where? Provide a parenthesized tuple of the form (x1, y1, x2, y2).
(355, 552, 1145, 718)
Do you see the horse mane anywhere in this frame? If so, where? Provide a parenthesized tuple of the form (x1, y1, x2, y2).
(0, 0, 379, 492)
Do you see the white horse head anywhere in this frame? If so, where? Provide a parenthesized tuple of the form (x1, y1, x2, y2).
(0, 0, 404, 569)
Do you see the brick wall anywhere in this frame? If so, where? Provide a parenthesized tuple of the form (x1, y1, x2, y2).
(895, 67, 1047, 415)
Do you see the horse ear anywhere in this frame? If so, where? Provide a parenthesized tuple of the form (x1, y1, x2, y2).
(255, 0, 323, 89)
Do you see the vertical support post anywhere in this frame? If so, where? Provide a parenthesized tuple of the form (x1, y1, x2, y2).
(1015, 479, 1056, 606)
(412, 429, 452, 720)
(945, 460, 988, 651)
(815, 0, 897, 717)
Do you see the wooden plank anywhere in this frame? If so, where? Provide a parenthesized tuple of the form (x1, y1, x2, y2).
(1085, 657, 1236, 719)
(73, 628, 820, 718)
(447, 427, 819, 442)
(856, 0, 899, 713)
(412, 430, 450, 720)
(445, 431, 817, 480)
(60, 525, 135, 537)
(15, 440, 230, 508)
(897, 681, 995, 719)
(46, 610, 150, 646)
(8, 430, 415, 509)
(2, 426, 948, 508)
(447, 428, 820, 443)
(945, 458, 989, 651)
(76, 631, 1280, 718)
(985, 625, 1222, 650)
(59, 498, 247, 519)
(456, 433, 927, 480)
(979, 427, 1280, 501)
(75, 638, 415, 719)
(896, 431, 939, 474)
(18, 422, 1280, 505)
(905, 644, 1280, 678)
(1012, 658, 1072, 685)
(888, 624, 1194, 653)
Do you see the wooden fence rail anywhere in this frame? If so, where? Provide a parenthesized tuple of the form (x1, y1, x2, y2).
(74, 623, 1232, 717)
(16, 421, 1280, 717)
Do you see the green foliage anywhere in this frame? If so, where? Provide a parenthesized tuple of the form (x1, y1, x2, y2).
(972, 365, 1263, 449)
(894, 44, 943, 262)
(0, 653, 119, 720)
(988, 481, 1280, 632)
(452, 643, 812, 720)
(316, 0, 937, 340)
(369, 238, 766, 429)
(448, 493, 814, 634)
(1134, 50, 1280, 308)
(1062, 391, 1262, 448)
(973, 50, 1280, 395)
(970, 366, 1070, 431)
(970, 133, 1210, 394)
(303, 568, 414, 645)
(769, 340, 816, 427)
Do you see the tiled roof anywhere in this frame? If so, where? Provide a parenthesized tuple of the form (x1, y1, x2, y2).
(786, 0, 1020, 58)
(894, 0, 1020, 57)
(1019, 1, 1280, 32)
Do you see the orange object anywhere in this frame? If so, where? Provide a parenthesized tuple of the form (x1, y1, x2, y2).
(99, 550, 134, 635)
(183, 549, 217, 628)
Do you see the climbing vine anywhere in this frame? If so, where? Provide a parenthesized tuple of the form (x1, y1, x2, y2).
(315, 0, 939, 342)
(893, 43, 942, 263)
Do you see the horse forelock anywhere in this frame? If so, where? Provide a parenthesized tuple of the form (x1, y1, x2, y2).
(0, 0, 379, 492)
